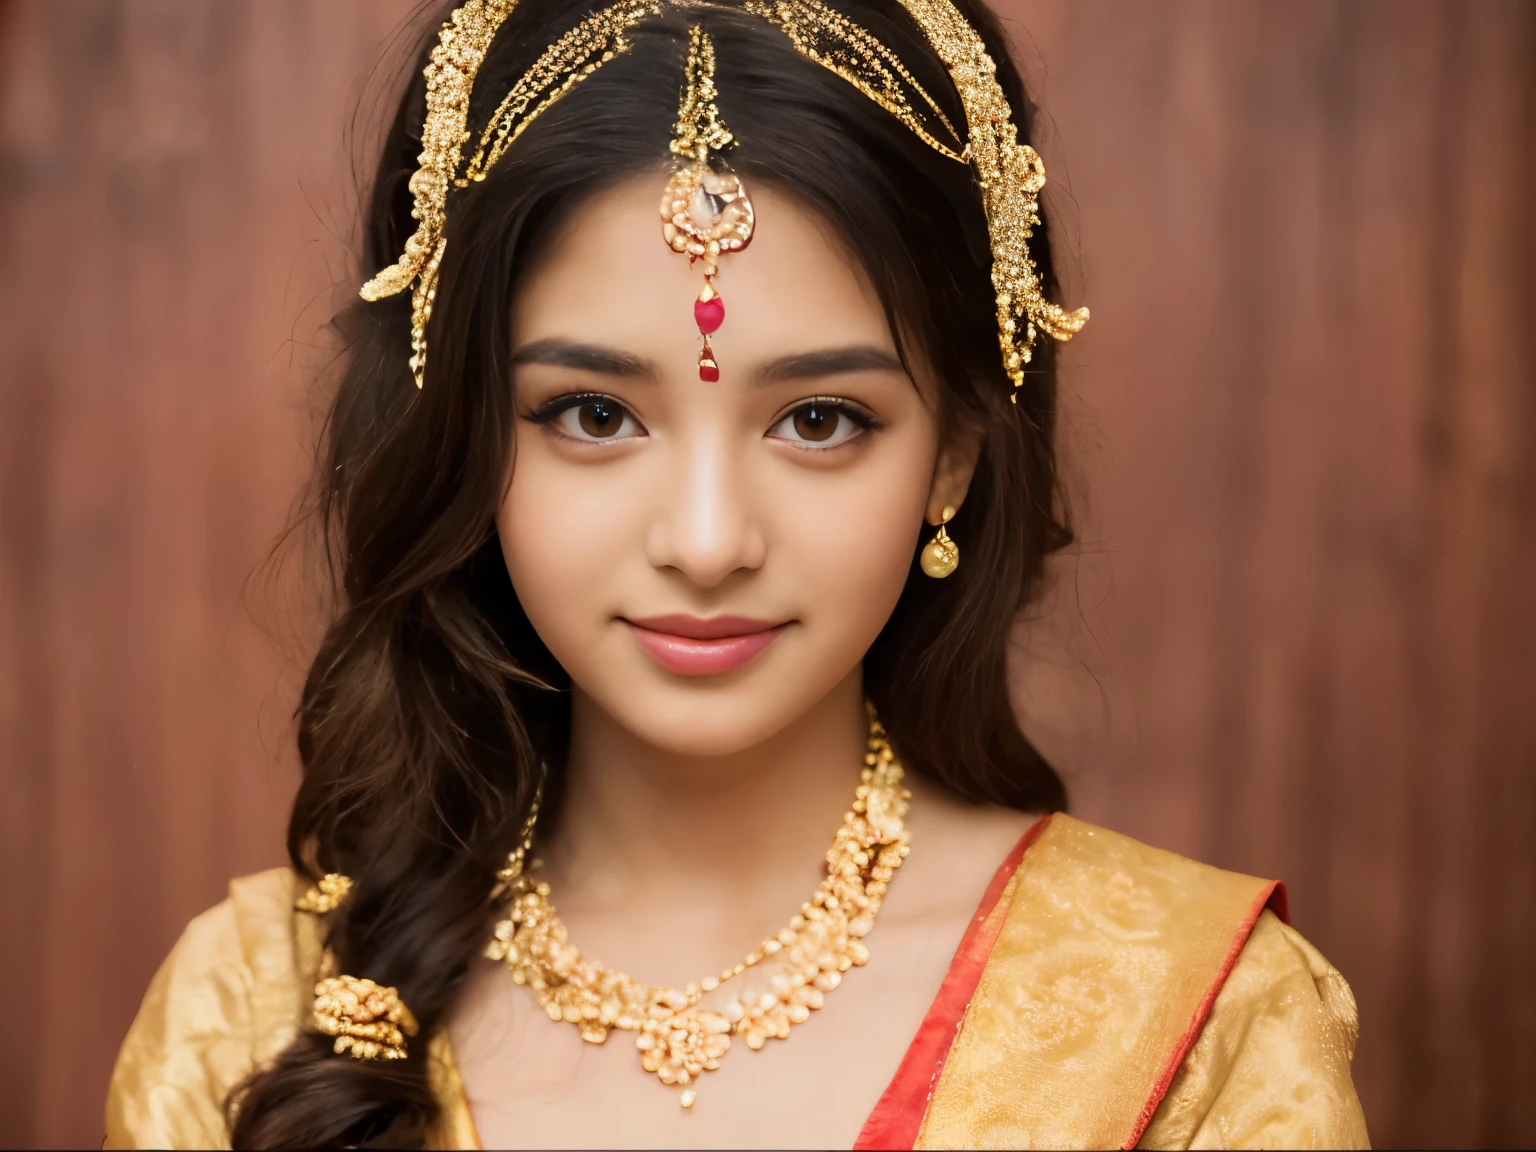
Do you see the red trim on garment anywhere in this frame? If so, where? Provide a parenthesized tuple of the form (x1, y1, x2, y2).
(1266, 881, 1290, 926)
(853, 814, 1052, 1151)
(1121, 880, 1288, 1150)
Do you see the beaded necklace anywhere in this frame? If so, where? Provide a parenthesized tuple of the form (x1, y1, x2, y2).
(486, 709, 911, 1108)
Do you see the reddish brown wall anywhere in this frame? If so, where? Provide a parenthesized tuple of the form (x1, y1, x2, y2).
(1008, 2, 1536, 1146)
(2, 1, 1531, 1147)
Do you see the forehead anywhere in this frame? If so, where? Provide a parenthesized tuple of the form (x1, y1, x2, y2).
(511, 173, 896, 361)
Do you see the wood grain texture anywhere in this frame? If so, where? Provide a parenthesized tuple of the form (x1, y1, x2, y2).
(0, 1, 1530, 1147)
(1005, 4, 1535, 1147)
(0, 2, 423, 1146)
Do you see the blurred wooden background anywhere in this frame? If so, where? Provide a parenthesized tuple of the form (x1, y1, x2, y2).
(1, 0, 1531, 1147)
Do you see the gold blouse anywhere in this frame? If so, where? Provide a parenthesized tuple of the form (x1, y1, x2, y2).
(105, 816, 1368, 1149)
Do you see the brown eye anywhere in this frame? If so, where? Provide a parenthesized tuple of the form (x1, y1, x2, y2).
(577, 400, 623, 438)
(791, 403, 838, 442)
(537, 394, 643, 443)
(767, 399, 875, 449)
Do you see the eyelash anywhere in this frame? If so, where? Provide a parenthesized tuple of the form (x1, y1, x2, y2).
(766, 397, 882, 449)
(524, 392, 626, 426)
(522, 392, 882, 447)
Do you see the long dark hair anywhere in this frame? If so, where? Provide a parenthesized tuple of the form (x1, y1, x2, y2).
(230, 0, 1073, 1145)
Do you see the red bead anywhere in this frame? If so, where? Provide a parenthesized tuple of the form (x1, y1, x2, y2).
(694, 295, 725, 334)
(699, 358, 720, 382)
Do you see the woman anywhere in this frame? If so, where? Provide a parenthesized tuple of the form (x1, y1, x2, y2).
(105, 0, 1369, 1147)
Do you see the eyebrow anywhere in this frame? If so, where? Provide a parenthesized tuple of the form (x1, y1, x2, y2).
(511, 339, 656, 378)
(509, 339, 907, 384)
(755, 346, 907, 384)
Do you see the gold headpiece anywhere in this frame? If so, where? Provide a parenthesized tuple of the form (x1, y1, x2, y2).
(360, 0, 1086, 398)
(358, 0, 517, 389)
(885, 0, 1089, 392)
(750, 0, 1086, 394)
(296, 873, 420, 1061)
(359, 0, 661, 388)
(744, 0, 964, 161)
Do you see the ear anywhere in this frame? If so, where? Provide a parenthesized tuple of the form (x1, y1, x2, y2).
(926, 419, 984, 525)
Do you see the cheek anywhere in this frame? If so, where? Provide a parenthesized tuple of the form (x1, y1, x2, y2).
(769, 434, 936, 650)
(496, 432, 639, 647)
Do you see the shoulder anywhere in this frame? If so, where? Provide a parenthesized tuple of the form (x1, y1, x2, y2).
(1017, 812, 1281, 918)
(915, 814, 1368, 1149)
(1019, 815, 1360, 1038)
(104, 868, 317, 1151)
(1019, 815, 1369, 1149)
(1139, 909, 1368, 1148)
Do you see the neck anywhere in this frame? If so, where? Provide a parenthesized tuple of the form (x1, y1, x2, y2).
(543, 670, 868, 914)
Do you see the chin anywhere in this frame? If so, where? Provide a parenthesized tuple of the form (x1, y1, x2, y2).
(608, 681, 804, 756)
(584, 645, 846, 758)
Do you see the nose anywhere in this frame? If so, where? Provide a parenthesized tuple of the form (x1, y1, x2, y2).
(644, 426, 767, 588)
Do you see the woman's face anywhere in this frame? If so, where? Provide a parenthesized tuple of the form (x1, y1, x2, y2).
(499, 174, 967, 755)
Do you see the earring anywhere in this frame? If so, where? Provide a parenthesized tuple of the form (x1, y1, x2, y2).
(920, 506, 959, 579)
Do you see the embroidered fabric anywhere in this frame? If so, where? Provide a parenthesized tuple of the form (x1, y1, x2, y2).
(104, 819, 1367, 1150)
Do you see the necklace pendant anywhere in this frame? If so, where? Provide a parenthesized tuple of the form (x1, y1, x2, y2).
(636, 999, 732, 1089)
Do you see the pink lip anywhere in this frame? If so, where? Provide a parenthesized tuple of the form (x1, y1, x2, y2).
(623, 615, 791, 676)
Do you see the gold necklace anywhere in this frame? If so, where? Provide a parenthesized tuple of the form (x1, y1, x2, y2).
(485, 708, 911, 1109)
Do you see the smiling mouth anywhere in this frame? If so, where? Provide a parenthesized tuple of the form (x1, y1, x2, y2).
(622, 615, 792, 676)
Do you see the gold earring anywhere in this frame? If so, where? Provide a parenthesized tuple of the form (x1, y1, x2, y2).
(920, 506, 959, 578)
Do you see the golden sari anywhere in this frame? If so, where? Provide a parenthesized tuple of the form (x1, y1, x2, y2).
(106, 815, 1368, 1149)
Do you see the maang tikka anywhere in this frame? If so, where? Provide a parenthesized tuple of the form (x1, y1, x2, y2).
(660, 26, 755, 382)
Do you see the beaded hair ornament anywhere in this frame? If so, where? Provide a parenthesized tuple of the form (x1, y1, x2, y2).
(295, 874, 421, 1060)
(358, 0, 1086, 398)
